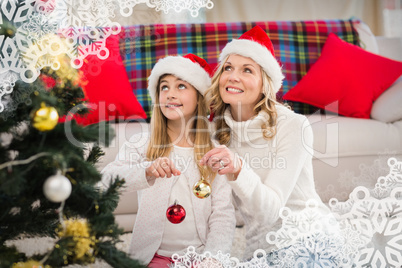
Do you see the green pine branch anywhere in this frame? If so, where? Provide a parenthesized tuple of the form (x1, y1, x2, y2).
(0, 16, 144, 268)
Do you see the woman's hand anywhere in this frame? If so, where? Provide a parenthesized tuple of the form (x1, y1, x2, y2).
(200, 257, 223, 268)
(199, 145, 242, 180)
(145, 157, 181, 178)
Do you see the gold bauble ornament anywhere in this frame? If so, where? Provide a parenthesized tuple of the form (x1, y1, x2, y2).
(32, 103, 59, 131)
(192, 178, 212, 199)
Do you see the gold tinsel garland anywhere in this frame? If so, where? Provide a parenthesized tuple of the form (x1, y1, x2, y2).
(12, 260, 50, 268)
(57, 218, 96, 262)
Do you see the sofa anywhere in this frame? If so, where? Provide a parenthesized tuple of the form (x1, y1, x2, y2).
(93, 19, 402, 232)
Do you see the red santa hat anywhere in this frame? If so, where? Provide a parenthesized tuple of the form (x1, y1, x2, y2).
(219, 26, 284, 93)
(148, 53, 212, 103)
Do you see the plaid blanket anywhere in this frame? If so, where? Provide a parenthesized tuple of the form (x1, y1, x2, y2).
(118, 20, 359, 117)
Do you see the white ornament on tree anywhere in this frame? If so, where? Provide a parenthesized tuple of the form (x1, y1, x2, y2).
(43, 172, 72, 203)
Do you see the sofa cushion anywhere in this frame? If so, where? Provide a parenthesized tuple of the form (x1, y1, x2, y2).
(97, 122, 150, 171)
(71, 35, 147, 125)
(353, 20, 379, 54)
(308, 113, 402, 160)
(283, 33, 402, 119)
(97, 122, 150, 227)
(371, 76, 402, 123)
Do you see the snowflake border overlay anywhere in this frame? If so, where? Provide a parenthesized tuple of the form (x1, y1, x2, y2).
(0, 0, 121, 118)
(1, 0, 214, 117)
(171, 157, 402, 267)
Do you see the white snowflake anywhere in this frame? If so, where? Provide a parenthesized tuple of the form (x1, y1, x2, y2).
(184, 0, 214, 17)
(23, 13, 58, 42)
(0, 0, 37, 110)
(171, 246, 241, 268)
(377, 157, 402, 189)
(35, 0, 57, 15)
(338, 223, 366, 259)
(0, 0, 124, 115)
(48, 0, 121, 67)
(338, 169, 356, 190)
(149, 0, 214, 17)
(330, 158, 402, 267)
(264, 200, 356, 267)
(353, 205, 402, 266)
(277, 233, 351, 267)
(0, 72, 19, 114)
(118, 0, 152, 17)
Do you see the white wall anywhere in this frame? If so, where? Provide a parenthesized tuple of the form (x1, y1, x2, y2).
(113, 0, 402, 37)
(204, 0, 383, 35)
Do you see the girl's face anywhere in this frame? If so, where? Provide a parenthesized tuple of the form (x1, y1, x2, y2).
(159, 75, 198, 122)
(219, 54, 263, 109)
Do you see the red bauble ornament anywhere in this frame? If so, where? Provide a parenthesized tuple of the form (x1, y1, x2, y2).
(166, 200, 186, 224)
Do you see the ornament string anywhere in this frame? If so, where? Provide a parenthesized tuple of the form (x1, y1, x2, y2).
(166, 174, 187, 224)
(58, 200, 66, 229)
(192, 165, 212, 199)
(40, 169, 69, 265)
(38, 132, 47, 150)
(39, 200, 65, 265)
(0, 152, 51, 170)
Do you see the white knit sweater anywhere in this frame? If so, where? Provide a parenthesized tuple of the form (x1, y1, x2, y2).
(221, 105, 331, 259)
(101, 133, 236, 265)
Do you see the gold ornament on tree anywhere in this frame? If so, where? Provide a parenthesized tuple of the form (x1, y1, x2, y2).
(32, 102, 59, 131)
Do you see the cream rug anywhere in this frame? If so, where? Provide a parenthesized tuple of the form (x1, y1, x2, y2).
(7, 227, 246, 267)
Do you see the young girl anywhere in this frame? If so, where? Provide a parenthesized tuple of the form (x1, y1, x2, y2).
(101, 54, 236, 267)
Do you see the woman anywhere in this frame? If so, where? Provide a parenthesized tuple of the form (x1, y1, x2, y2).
(200, 26, 331, 260)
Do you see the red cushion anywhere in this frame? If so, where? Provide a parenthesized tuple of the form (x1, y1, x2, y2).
(283, 33, 402, 119)
(66, 34, 147, 125)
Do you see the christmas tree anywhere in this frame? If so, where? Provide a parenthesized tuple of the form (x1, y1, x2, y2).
(0, 11, 144, 268)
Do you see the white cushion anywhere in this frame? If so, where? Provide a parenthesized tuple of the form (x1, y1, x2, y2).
(307, 113, 402, 161)
(353, 20, 379, 54)
(376, 36, 402, 61)
(371, 76, 402, 123)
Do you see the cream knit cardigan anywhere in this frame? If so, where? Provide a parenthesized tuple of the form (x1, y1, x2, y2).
(101, 133, 236, 265)
(221, 105, 331, 259)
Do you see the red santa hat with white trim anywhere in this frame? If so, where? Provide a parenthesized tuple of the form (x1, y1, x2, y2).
(219, 25, 285, 93)
(148, 53, 212, 103)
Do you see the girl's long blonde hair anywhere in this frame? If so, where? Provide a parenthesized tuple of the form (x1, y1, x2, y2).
(146, 75, 216, 182)
(205, 55, 286, 146)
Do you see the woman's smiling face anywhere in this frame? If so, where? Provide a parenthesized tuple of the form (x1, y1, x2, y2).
(219, 54, 263, 110)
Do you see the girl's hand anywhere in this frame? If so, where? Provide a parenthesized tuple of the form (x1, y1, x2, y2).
(199, 145, 242, 180)
(145, 157, 181, 178)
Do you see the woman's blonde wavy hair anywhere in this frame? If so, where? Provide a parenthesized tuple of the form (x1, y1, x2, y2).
(205, 55, 288, 146)
(146, 75, 216, 183)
